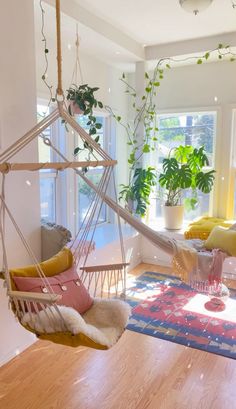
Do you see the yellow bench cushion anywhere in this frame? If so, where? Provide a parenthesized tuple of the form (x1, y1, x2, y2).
(205, 226, 236, 256)
(184, 216, 233, 240)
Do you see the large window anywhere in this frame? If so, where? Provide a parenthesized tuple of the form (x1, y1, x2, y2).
(38, 105, 109, 230)
(154, 111, 217, 221)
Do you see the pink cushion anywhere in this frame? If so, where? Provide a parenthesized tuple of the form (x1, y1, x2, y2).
(13, 265, 93, 314)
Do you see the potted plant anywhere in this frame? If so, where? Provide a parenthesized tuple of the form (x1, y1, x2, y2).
(66, 84, 103, 116)
(119, 167, 156, 217)
(66, 84, 104, 163)
(159, 145, 215, 230)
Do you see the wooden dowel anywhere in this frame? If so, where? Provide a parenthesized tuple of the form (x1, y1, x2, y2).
(0, 160, 117, 173)
(8, 290, 61, 304)
(80, 263, 130, 273)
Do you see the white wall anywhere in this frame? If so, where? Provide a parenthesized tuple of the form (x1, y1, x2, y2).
(0, 1, 41, 366)
(152, 60, 236, 109)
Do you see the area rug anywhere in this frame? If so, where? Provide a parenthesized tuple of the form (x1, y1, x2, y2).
(126, 272, 236, 359)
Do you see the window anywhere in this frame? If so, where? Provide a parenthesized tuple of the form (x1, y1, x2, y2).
(76, 116, 107, 228)
(38, 105, 109, 231)
(38, 104, 57, 223)
(154, 111, 217, 221)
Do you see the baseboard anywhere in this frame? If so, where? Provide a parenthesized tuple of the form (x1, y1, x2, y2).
(142, 256, 171, 268)
(0, 338, 36, 368)
(127, 256, 142, 272)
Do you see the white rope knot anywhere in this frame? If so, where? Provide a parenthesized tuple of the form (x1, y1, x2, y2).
(56, 92, 65, 103)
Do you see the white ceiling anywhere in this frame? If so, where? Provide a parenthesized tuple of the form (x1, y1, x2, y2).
(38, 0, 236, 72)
(74, 0, 236, 46)
(35, 1, 141, 72)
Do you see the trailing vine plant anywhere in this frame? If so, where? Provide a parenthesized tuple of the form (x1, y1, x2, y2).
(107, 44, 236, 217)
(39, 0, 55, 115)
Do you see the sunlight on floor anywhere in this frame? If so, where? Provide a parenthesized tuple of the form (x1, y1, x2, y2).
(183, 293, 236, 322)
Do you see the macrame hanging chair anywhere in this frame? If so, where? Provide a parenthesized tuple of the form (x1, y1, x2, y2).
(0, 0, 230, 350)
(0, 0, 130, 350)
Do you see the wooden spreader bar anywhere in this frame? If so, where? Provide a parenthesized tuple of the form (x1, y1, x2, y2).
(0, 160, 117, 173)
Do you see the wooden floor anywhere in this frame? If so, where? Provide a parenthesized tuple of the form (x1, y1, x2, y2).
(1, 263, 236, 409)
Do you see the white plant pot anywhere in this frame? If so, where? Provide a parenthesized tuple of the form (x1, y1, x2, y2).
(163, 205, 184, 230)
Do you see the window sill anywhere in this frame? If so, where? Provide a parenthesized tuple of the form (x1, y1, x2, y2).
(144, 217, 189, 239)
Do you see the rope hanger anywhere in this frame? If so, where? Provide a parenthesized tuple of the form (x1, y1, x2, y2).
(71, 24, 84, 86)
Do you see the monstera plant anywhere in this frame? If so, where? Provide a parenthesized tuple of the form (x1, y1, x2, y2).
(159, 145, 215, 229)
(119, 167, 156, 217)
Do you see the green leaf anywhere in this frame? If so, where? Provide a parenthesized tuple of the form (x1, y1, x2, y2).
(174, 145, 193, 163)
(166, 64, 171, 69)
(195, 170, 215, 193)
(175, 165, 192, 189)
(89, 127, 97, 135)
(145, 72, 149, 79)
(128, 153, 135, 165)
(74, 147, 81, 155)
(197, 59, 203, 64)
(205, 52, 210, 60)
(218, 43, 223, 49)
(142, 144, 150, 153)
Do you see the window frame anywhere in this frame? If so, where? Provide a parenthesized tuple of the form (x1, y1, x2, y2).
(152, 106, 222, 221)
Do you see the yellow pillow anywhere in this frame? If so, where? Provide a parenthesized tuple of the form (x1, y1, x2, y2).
(9, 247, 74, 291)
(184, 216, 233, 240)
(205, 226, 236, 256)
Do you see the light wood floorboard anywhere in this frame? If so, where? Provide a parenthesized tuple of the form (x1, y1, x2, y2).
(1, 263, 236, 409)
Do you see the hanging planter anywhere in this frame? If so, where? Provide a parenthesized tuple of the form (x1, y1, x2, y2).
(68, 100, 84, 116)
(66, 84, 103, 117)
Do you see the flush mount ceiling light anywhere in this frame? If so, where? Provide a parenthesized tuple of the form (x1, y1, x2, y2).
(179, 0, 213, 15)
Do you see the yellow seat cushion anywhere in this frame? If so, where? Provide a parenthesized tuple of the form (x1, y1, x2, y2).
(184, 216, 233, 240)
(205, 226, 236, 256)
(9, 247, 73, 291)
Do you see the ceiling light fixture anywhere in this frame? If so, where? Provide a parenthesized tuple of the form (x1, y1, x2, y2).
(179, 0, 213, 15)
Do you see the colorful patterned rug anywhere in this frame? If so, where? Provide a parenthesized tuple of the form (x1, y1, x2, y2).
(126, 272, 236, 359)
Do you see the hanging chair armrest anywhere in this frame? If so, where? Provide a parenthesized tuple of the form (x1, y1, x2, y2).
(8, 290, 62, 305)
(80, 262, 130, 273)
